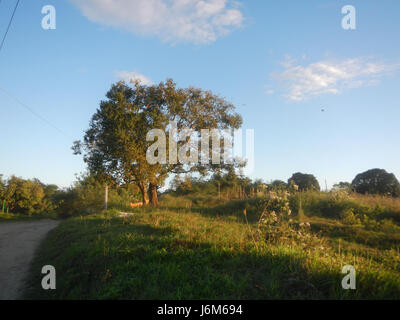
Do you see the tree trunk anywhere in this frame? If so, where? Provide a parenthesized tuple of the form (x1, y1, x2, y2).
(138, 182, 148, 205)
(148, 183, 158, 207)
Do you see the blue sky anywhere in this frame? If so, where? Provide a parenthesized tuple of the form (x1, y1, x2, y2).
(0, 0, 399, 189)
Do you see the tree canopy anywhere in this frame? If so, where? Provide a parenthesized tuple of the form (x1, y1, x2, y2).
(0, 176, 55, 214)
(73, 79, 243, 206)
(352, 168, 400, 197)
(288, 172, 320, 191)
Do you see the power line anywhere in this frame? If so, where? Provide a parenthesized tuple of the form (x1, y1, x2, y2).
(0, 1, 72, 140)
(0, 0, 20, 54)
(0, 87, 73, 139)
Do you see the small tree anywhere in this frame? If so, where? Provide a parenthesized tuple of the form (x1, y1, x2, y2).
(288, 172, 320, 191)
(351, 168, 400, 197)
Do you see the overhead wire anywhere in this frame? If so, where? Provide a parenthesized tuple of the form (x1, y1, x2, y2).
(0, 1, 73, 140)
(0, 87, 73, 139)
(0, 0, 21, 54)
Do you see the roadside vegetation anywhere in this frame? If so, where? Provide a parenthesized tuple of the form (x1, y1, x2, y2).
(0, 173, 139, 221)
(0, 175, 58, 221)
(0, 212, 56, 222)
(24, 174, 400, 299)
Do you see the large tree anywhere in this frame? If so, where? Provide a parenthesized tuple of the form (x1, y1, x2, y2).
(288, 172, 320, 191)
(73, 79, 242, 206)
(351, 168, 400, 197)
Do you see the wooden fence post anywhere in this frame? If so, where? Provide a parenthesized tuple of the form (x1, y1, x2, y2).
(104, 185, 108, 210)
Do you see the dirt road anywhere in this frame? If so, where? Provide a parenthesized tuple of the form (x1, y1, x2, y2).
(0, 220, 59, 300)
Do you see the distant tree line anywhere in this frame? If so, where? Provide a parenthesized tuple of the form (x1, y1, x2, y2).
(1, 167, 399, 216)
(169, 169, 266, 199)
(169, 168, 400, 199)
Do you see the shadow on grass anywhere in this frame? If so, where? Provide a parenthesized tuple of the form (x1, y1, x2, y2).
(159, 200, 400, 251)
(310, 222, 400, 250)
(24, 215, 400, 300)
(159, 198, 264, 224)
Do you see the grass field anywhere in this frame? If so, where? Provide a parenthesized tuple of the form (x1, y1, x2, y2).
(24, 191, 400, 300)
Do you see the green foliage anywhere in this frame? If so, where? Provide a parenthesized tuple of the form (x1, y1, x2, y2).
(288, 191, 400, 239)
(332, 181, 353, 192)
(74, 79, 243, 206)
(168, 171, 268, 202)
(339, 209, 362, 225)
(54, 174, 140, 218)
(352, 168, 400, 197)
(0, 212, 56, 222)
(288, 172, 320, 191)
(0, 176, 56, 215)
(269, 180, 288, 190)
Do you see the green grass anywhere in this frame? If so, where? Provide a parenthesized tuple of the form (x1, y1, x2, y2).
(0, 212, 57, 222)
(25, 195, 400, 299)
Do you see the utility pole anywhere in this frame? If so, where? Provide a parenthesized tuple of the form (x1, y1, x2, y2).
(104, 185, 108, 210)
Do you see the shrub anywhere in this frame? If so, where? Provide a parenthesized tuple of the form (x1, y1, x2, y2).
(0, 176, 55, 215)
(256, 190, 326, 250)
(340, 209, 361, 225)
(54, 174, 141, 218)
(379, 219, 400, 233)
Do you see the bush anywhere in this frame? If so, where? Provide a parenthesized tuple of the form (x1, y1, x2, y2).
(379, 219, 400, 233)
(54, 174, 141, 218)
(340, 209, 361, 225)
(255, 190, 326, 250)
(0, 176, 55, 215)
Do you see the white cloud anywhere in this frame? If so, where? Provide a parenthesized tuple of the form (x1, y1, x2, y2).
(70, 0, 244, 44)
(115, 71, 153, 85)
(271, 56, 400, 101)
